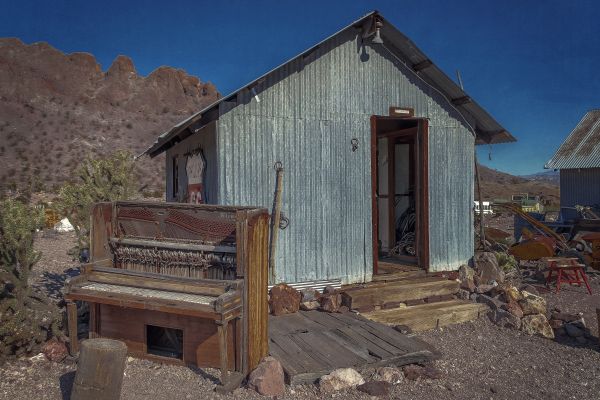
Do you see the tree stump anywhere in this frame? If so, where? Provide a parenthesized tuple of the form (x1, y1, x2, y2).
(71, 339, 128, 400)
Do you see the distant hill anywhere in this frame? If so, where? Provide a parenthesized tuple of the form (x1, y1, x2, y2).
(477, 165, 560, 206)
(0, 38, 219, 194)
(520, 170, 560, 185)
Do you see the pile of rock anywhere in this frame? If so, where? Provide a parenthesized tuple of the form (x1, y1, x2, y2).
(457, 252, 555, 339)
(269, 283, 345, 315)
(548, 309, 593, 344)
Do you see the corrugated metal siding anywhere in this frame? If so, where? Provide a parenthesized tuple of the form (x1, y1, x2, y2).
(428, 126, 474, 270)
(560, 168, 600, 207)
(215, 30, 474, 283)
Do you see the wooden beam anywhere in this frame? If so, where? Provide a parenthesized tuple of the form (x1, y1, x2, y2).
(412, 59, 433, 72)
(451, 96, 472, 106)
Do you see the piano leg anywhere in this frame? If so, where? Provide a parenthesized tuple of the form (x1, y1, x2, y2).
(67, 301, 79, 354)
(216, 319, 229, 384)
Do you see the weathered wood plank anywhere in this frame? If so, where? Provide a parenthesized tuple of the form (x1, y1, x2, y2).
(363, 300, 488, 331)
(341, 278, 459, 310)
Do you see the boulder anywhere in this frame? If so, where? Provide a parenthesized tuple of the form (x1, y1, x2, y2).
(247, 356, 285, 397)
(299, 288, 320, 310)
(550, 312, 583, 323)
(319, 368, 364, 392)
(458, 265, 475, 291)
(41, 338, 68, 362)
(518, 291, 547, 316)
(456, 289, 470, 300)
(357, 381, 391, 397)
(564, 323, 584, 338)
(393, 325, 412, 335)
(520, 284, 540, 295)
(501, 300, 524, 319)
(320, 292, 342, 313)
(475, 284, 496, 294)
(502, 285, 523, 303)
(376, 366, 404, 384)
(403, 364, 442, 380)
(521, 314, 555, 339)
(489, 309, 521, 330)
(477, 294, 503, 311)
(548, 319, 563, 329)
(269, 284, 301, 316)
(474, 252, 505, 284)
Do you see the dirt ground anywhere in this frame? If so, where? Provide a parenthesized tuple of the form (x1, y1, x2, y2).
(1, 231, 600, 400)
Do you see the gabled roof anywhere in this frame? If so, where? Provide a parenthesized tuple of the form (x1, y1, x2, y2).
(143, 11, 515, 158)
(545, 110, 600, 170)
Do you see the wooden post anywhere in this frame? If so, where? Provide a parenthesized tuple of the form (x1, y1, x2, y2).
(67, 301, 79, 354)
(70, 338, 128, 400)
(217, 319, 229, 383)
(268, 162, 284, 284)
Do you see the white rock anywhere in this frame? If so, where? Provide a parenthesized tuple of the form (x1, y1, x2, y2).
(319, 368, 365, 392)
(53, 218, 74, 232)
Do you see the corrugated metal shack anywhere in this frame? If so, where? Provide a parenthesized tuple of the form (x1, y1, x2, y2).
(142, 11, 515, 285)
(545, 110, 600, 208)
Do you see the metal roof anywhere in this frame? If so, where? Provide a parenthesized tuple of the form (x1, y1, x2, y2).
(142, 11, 515, 158)
(545, 110, 600, 170)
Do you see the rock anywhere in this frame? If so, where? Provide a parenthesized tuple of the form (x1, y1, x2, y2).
(478, 294, 503, 311)
(521, 314, 555, 339)
(247, 356, 285, 397)
(299, 300, 320, 311)
(576, 336, 588, 344)
(300, 288, 320, 302)
(520, 284, 539, 295)
(490, 309, 521, 330)
(502, 285, 523, 302)
(29, 353, 47, 363)
(393, 325, 412, 335)
(402, 364, 442, 380)
(474, 252, 505, 284)
(337, 305, 350, 313)
(555, 327, 567, 337)
(458, 265, 476, 291)
(469, 293, 479, 302)
(551, 312, 583, 323)
(357, 381, 391, 397)
(319, 368, 364, 392)
(501, 300, 524, 319)
(376, 366, 404, 384)
(564, 323, 584, 337)
(456, 289, 470, 300)
(548, 319, 563, 329)
(518, 291, 547, 315)
(320, 293, 342, 313)
(41, 338, 68, 362)
(475, 284, 496, 294)
(323, 285, 337, 295)
(269, 284, 301, 316)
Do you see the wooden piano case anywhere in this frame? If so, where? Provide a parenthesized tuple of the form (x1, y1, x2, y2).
(66, 201, 269, 388)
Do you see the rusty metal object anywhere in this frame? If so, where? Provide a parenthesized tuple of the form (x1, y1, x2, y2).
(508, 236, 555, 260)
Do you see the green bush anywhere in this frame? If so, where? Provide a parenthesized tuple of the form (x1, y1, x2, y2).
(495, 251, 518, 272)
(58, 150, 137, 256)
(0, 199, 44, 302)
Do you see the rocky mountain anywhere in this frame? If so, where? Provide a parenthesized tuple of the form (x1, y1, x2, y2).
(520, 170, 560, 185)
(0, 38, 219, 195)
(477, 165, 560, 206)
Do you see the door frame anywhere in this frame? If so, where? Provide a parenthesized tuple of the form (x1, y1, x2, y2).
(370, 115, 430, 274)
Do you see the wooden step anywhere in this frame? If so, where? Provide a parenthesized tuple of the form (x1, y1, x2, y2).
(341, 277, 459, 311)
(362, 300, 489, 332)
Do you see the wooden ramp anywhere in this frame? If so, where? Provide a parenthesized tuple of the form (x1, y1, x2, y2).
(363, 300, 489, 332)
(268, 310, 438, 385)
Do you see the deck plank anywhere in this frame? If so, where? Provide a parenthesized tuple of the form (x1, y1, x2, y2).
(268, 310, 436, 385)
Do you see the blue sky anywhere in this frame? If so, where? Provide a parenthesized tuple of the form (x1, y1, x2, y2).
(1, 0, 599, 175)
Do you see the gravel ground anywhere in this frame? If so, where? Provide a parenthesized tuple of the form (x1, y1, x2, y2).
(1, 232, 599, 400)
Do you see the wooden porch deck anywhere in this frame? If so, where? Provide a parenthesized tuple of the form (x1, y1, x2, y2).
(268, 310, 439, 385)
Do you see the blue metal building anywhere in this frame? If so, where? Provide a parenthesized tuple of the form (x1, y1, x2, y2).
(142, 12, 514, 285)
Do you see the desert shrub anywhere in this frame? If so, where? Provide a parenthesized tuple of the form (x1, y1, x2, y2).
(495, 252, 518, 272)
(58, 151, 138, 257)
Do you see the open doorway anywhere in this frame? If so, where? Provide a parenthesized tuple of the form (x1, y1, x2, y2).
(370, 116, 429, 274)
